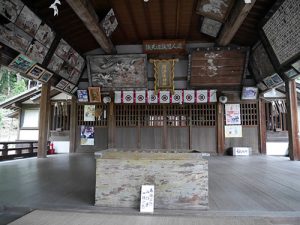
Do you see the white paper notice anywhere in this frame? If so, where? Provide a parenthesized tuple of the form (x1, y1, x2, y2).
(140, 185, 154, 213)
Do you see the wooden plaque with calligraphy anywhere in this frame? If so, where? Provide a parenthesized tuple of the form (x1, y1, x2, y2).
(143, 39, 186, 54)
(190, 47, 247, 88)
(150, 59, 178, 94)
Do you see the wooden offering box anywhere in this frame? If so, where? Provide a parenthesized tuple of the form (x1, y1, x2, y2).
(95, 149, 208, 210)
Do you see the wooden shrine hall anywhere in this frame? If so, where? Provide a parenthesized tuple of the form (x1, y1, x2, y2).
(0, 0, 300, 224)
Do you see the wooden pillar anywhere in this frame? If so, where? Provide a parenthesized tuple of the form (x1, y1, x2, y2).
(137, 106, 141, 149)
(286, 80, 300, 160)
(108, 102, 115, 148)
(37, 84, 50, 158)
(163, 105, 167, 149)
(69, 97, 77, 153)
(258, 99, 267, 154)
(217, 103, 225, 155)
(189, 105, 192, 150)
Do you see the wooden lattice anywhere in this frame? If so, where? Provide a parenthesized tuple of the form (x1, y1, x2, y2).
(191, 104, 216, 126)
(240, 103, 258, 126)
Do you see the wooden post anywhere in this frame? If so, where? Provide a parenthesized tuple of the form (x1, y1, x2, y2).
(163, 105, 167, 149)
(217, 103, 225, 155)
(285, 80, 300, 160)
(29, 142, 34, 154)
(108, 102, 115, 148)
(69, 97, 77, 153)
(2, 144, 8, 157)
(137, 106, 141, 149)
(37, 84, 50, 158)
(258, 99, 267, 154)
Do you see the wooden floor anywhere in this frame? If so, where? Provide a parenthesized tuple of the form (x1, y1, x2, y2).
(0, 153, 300, 224)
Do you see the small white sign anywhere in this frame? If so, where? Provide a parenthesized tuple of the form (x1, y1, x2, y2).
(140, 185, 154, 213)
(233, 147, 250, 156)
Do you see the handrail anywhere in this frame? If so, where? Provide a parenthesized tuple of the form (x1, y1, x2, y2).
(0, 141, 38, 160)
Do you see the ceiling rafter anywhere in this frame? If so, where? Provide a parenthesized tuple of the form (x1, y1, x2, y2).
(65, 0, 114, 53)
(124, 0, 142, 43)
(143, 2, 153, 39)
(159, 0, 166, 39)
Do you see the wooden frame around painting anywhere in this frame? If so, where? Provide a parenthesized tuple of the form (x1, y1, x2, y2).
(87, 54, 147, 89)
(27, 64, 45, 79)
(88, 87, 101, 103)
(56, 79, 68, 90)
(9, 54, 35, 74)
(263, 76, 275, 88)
(39, 70, 53, 83)
(15, 6, 41, 37)
(241, 87, 258, 100)
(196, 0, 234, 22)
(0, 0, 24, 23)
(284, 68, 299, 79)
(77, 90, 89, 102)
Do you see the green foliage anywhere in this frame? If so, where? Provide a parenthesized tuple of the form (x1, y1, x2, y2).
(0, 109, 3, 127)
(0, 66, 28, 102)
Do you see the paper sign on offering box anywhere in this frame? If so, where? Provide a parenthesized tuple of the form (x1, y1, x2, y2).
(140, 185, 154, 213)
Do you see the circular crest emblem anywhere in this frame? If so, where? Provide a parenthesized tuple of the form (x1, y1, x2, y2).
(137, 95, 144, 101)
(161, 95, 168, 101)
(125, 95, 132, 101)
(186, 94, 192, 101)
(198, 94, 205, 101)
(173, 94, 180, 101)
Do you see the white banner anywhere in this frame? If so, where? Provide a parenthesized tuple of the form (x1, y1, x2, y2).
(196, 90, 207, 103)
(159, 91, 170, 103)
(135, 90, 146, 103)
(147, 90, 158, 103)
(114, 91, 121, 103)
(123, 91, 134, 103)
(171, 90, 183, 104)
(184, 90, 195, 103)
(208, 89, 217, 102)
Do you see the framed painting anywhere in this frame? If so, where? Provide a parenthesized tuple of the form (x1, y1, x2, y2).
(0, 0, 24, 23)
(77, 90, 89, 102)
(200, 17, 222, 37)
(64, 83, 75, 93)
(69, 68, 80, 84)
(47, 54, 64, 73)
(87, 54, 147, 89)
(35, 23, 55, 48)
(270, 73, 283, 85)
(26, 40, 49, 64)
(27, 64, 45, 79)
(0, 23, 32, 53)
(59, 62, 73, 80)
(263, 76, 275, 88)
(9, 54, 35, 73)
(88, 87, 101, 103)
(55, 39, 71, 61)
(67, 48, 79, 67)
(100, 8, 118, 37)
(241, 87, 258, 100)
(284, 68, 298, 79)
(75, 55, 85, 72)
(39, 70, 53, 83)
(292, 59, 300, 72)
(196, 0, 234, 22)
(80, 126, 94, 145)
(56, 79, 68, 90)
(15, 6, 41, 37)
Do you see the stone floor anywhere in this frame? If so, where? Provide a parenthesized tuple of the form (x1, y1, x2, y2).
(0, 153, 300, 224)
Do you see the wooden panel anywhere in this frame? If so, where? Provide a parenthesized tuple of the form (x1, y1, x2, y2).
(115, 128, 138, 149)
(224, 127, 259, 154)
(190, 48, 246, 87)
(141, 128, 163, 149)
(167, 127, 189, 150)
(191, 127, 217, 152)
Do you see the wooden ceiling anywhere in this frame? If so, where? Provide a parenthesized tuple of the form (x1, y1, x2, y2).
(24, 0, 275, 54)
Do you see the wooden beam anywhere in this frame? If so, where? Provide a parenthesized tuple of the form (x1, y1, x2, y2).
(65, 0, 114, 53)
(217, 0, 256, 46)
(217, 102, 225, 155)
(37, 84, 50, 158)
(69, 97, 77, 153)
(286, 80, 300, 160)
(258, 99, 266, 154)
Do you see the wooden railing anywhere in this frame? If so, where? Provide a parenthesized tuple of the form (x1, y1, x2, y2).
(0, 141, 38, 160)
